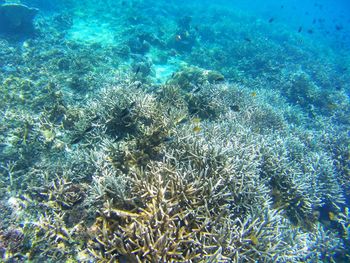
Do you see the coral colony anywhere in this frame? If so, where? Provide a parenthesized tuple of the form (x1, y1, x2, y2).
(0, 0, 349, 262)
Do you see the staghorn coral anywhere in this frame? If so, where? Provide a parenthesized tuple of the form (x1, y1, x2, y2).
(0, 1, 348, 261)
(87, 157, 298, 262)
(305, 224, 346, 262)
(0, 227, 24, 261)
(1, 62, 348, 262)
(80, 83, 316, 261)
(259, 135, 318, 230)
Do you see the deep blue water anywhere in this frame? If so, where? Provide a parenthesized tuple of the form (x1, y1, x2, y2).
(194, 0, 350, 50)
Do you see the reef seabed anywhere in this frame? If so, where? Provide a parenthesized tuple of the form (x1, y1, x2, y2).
(0, 0, 349, 262)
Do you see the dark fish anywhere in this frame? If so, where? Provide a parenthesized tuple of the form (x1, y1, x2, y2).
(134, 81, 142, 88)
(280, 5, 284, 9)
(84, 125, 94, 133)
(307, 29, 313, 34)
(163, 136, 174, 143)
(71, 135, 83, 144)
(120, 102, 136, 118)
(230, 105, 240, 112)
(135, 66, 141, 75)
(71, 119, 98, 144)
(312, 18, 316, 24)
(268, 18, 274, 23)
(335, 25, 343, 31)
(191, 85, 201, 93)
(298, 26, 302, 33)
(89, 115, 99, 123)
(244, 37, 252, 42)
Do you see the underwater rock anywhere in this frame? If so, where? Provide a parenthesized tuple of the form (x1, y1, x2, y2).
(0, 3, 38, 36)
(128, 36, 150, 54)
(132, 60, 152, 78)
(112, 44, 130, 59)
(57, 57, 70, 71)
(168, 16, 197, 52)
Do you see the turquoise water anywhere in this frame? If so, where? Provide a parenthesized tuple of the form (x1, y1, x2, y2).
(0, 0, 349, 262)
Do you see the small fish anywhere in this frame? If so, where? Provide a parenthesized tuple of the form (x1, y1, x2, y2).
(329, 211, 336, 221)
(136, 82, 142, 88)
(327, 103, 337, 111)
(307, 29, 314, 34)
(175, 34, 182, 41)
(134, 66, 141, 75)
(71, 135, 83, 144)
(268, 18, 274, 23)
(84, 126, 94, 133)
(251, 91, 257, 97)
(192, 117, 201, 124)
(230, 105, 240, 112)
(120, 102, 136, 118)
(191, 85, 201, 93)
(193, 126, 201, 133)
(248, 234, 259, 245)
(244, 37, 252, 43)
(335, 25, 343, 31)
(174, 115, 187, 125)
(298, 26, 303, 33)
(163, 136, 174, 143)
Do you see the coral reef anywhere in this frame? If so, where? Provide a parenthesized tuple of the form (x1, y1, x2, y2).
(0, 0, 349, 262)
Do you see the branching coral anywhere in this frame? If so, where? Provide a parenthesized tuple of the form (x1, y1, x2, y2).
(1, 61, 348, 262)
(1, 3, 348, 262)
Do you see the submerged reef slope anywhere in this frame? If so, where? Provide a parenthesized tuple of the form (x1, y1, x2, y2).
(0, 0, 349, 262)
